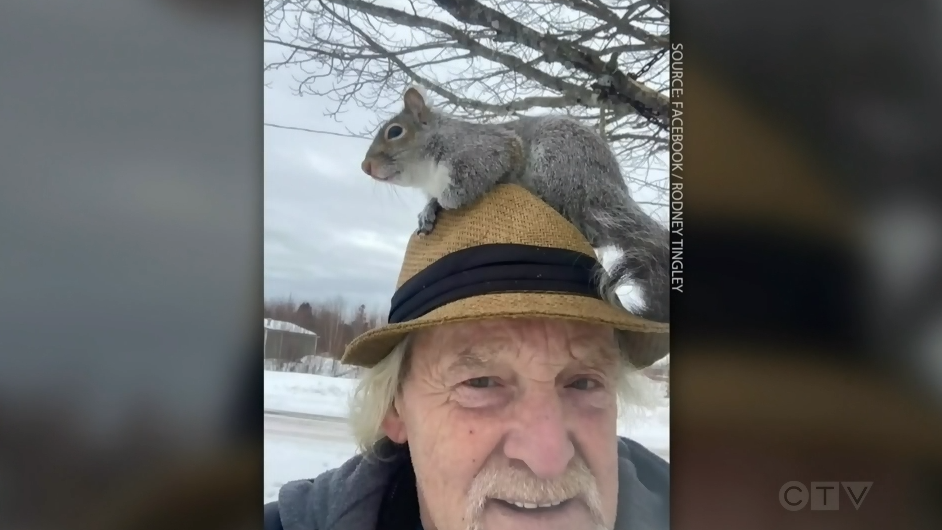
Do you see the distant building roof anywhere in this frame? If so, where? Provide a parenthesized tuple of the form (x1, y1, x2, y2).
(263, 318, 317, 336)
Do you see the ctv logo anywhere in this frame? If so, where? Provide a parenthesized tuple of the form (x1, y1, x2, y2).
(779, 481, 873, 511)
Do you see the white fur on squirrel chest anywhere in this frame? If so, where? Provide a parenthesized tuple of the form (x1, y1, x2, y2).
(399, 159, 451, 199)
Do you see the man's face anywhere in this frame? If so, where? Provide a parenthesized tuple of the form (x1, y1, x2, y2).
(381, 318, 622, 530)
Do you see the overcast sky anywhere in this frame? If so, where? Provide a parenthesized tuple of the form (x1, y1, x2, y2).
(263, 16, 667, 315)
(263, 45, 429, 312)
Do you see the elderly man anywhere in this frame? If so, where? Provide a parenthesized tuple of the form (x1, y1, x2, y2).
(264, 185, 670, 530)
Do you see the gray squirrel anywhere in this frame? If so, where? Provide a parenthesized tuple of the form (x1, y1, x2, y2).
(360, 86, 669, 323)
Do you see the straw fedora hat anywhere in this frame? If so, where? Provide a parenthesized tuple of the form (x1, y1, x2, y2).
(341, 184, 669, 368)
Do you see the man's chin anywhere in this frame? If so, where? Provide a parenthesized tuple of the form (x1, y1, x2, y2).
(480, 498, 603, 530)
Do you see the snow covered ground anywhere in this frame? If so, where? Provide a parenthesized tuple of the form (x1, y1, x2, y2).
(264, 370, 669, 503)
(264, 371, 357, 418)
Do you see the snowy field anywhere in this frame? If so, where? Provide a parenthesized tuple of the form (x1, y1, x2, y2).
(264, 370, 669, 503)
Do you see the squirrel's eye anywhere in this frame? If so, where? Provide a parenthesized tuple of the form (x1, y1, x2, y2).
(386, 125, 404, 140)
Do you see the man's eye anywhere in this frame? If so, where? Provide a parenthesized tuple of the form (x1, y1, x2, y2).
(464, 377, 497, 389)
(568, 378, 601, 391)
(386, 124, 404, 140)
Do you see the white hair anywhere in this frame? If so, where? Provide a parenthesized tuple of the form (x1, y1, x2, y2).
(347, 327, 663, 456)
(348, 334, 414, 455)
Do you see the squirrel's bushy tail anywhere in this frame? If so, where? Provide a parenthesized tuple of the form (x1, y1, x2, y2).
(590, 198, 670, 323)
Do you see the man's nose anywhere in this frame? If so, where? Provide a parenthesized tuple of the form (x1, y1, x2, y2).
(502, 389, 574, 479)
(361, 159, 372, 176)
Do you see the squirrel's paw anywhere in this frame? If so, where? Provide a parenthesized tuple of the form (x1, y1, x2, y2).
(415, 201, 441, 237)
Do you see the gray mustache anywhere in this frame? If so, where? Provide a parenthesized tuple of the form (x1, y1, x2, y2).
(464, 456, 606, 528)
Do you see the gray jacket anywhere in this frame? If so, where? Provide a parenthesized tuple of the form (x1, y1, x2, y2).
(264, 437, 669, 530)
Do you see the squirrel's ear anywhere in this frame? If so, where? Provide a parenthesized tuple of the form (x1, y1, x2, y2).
(403, 87, 429, 123)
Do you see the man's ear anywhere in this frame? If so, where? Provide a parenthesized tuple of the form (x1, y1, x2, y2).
(403, 87, 429, 124)
(381, 396, 408, 444)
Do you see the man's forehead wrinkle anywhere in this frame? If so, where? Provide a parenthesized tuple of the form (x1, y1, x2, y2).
(424, 320, 512, 353)
(575, 351, 620, 375)
(564, 332, 620, 368)
(441, 342, 515, 376)
(418, 319, 620, 376)
(413, 325, 483, 369)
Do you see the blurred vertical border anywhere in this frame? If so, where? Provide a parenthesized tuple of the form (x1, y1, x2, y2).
(0, 1, 263, 529)
(672, 0, 942, 527)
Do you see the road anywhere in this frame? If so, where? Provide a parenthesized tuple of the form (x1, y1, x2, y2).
(264, 410, 355, 444)
(264, 411, 360, 503)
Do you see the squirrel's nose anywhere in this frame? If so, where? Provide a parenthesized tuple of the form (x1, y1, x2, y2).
(361, 159, 372, 176)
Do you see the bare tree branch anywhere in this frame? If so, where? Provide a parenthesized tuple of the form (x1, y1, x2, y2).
(264, 0, 670, 210)
(430, 0, 668, 127)
(264, 122, 369, 139)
